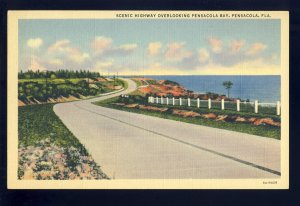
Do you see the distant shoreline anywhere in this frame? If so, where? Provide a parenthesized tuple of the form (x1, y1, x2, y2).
(132, 75, 281, 103)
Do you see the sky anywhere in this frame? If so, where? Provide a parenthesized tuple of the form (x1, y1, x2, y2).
(19, 19, 281, 75)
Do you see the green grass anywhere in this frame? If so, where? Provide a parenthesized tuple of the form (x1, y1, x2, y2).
(131, 79, 148, 87)
(94, 97, 280, 139)
(129, 90, 146, 96)
(131, 79, 143, 87)
(119, 79, 128, 90)
(18, 104, 89, 155)
(19, 78, 126, 103)
(152, 98, 279, 119)
(146, 79, 159, 85)
(151, 102, 280, 121)
(222, 101, 277, 115)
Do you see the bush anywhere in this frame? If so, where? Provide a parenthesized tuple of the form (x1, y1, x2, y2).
(18, 76, 123, 102)
(118, 95, 147, 104)
(164, 80, 180, 86)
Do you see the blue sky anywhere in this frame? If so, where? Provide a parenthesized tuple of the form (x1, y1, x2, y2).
(19, 19, 281, 75)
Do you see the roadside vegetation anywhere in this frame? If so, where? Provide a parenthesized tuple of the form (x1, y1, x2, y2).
(18, 104, 109, 180)
(18, 70, 124, 105)
(131, 78, 149, 87)
(94, 95, 280, 139)
(17, 70, 129, 180)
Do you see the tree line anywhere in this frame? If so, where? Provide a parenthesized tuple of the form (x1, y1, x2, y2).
(18, 70, 101, 79)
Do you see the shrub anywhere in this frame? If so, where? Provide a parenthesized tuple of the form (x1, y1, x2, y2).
(164, 80, 180, 86)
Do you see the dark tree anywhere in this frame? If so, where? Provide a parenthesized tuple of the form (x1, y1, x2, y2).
(222, 81, 233, 98)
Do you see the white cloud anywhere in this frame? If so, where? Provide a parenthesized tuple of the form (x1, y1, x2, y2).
(230, 40, 245, 53)
(28, 55, 47, 71)
(198, 48, 210, 63)
(91, 36, 138, 56)
(82, 54, 280, 75)
(47, 39, 90, 64)
(208, 37, 222, 53)
(109, 43, 138, 55)
(48, 58, 63, 66)
(93, 59, 114, 71)
(192, 58, 280, 75)
(245, 42, 267, 55)
(91, 36, 113, 54)
(148, 42, 162, 56)
(47, 40, 70, 53)
(165, 42, 192, 61)
(118, 44, 138, 51)
(27, 38, 43, 49)
(69, 52, 90, 64)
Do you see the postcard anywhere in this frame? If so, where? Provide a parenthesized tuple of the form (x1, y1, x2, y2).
(7, 11, 289, 189)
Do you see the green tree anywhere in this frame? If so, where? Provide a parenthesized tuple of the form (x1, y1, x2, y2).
(222, 81, 233, 98)
(50, 73, 57, 79)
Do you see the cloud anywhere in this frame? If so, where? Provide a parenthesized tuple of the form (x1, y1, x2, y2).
(109, 43, 138, 55)
(47, 40, 90, 64)
(245, 42, 267, 55)
(27, 38, 43, 49)
(91, 36, 138, 56)
(165, 42, 192, 61)
(148, 42, 162, 56)
(192, 57, 280, 75)
(118, 44, 138, 51)
(230, 40, 245, 53)
(208, 37, 222, 53)
(69, 51, 90, 64)
(47, 40, 70, 53)
(206, 40, 267, 66)
(48, 58, 63, 66)
(91, 36, 113, 54)
(28, 55, 47, 71)
(148, 62, 162, 69)
(198, 48, 210, 63)
(93, 59, 114, 71)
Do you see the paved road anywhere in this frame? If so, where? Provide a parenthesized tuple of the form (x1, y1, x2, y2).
(54, 78, 280, 179)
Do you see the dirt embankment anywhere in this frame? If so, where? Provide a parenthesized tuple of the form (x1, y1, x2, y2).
(18, 77, 121, 106)
(18, 95, 85, 106)
(133, 78, 241, 102)
(133, 78, 190, 97)
(112, 103, 281, 127)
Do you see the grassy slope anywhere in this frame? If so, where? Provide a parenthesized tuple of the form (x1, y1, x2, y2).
(19, 104, 89, 155)
(120, 79, 128, 90)
(131, 79, 143, 87)
(18, 79, 129, 147)
(18, 80, 131, 179)
(150, 102, 280, 121)
(94, 97, 280, 139)
(18, 78, 125, 103)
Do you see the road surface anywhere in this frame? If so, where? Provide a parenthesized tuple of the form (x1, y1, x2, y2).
(54, 78, 280, 179)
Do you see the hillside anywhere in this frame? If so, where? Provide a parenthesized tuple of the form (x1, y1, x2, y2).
(132, 78, 190, 97)
(18, 76, 124, 106)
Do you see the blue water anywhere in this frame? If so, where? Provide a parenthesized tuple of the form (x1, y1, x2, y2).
(145, 75, 280, 103)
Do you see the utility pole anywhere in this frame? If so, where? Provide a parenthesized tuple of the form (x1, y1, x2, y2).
(45, 71, 49, 95)
(87, 70, 90, 93)
(113, 74, 116, 90)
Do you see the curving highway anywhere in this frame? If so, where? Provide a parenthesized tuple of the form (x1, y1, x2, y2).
(54, 78, 280, 179)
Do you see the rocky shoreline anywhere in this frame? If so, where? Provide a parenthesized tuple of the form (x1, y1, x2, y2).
(18, 139, 109, 180)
